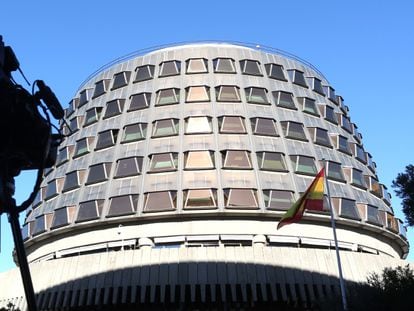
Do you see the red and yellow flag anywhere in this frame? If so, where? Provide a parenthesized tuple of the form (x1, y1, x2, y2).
(277, 168, 325, 230)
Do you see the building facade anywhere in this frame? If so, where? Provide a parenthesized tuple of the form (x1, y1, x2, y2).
(0, 43, 409, 310)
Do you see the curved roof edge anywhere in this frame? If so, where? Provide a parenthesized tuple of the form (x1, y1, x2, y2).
(76, 40, 328, 92)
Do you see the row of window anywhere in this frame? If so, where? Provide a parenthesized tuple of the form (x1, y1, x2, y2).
(68, 58, 339, 112)
(25, 190, 401, 238)
(58, 116, 373, 170)
(38, 152, 389, 207)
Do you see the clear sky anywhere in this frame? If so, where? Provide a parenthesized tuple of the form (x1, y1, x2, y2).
(1, 0, 413, 272)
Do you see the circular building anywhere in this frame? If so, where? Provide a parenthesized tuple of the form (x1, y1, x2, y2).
(0, 42, 410, 310)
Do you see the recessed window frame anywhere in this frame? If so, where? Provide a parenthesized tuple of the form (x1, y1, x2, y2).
(343, 167, 366, 189)
(144, 191, 177, 213)
(290, 155, 318, 176)
(79, 89, 92, 108)
(281, 121, 308, 141)
(51, 206, 76, 229)
(215, 85, 241, 102)
(239, 59, 262, 76)
(245, 87, 269, 105)
(263, 189, 294, 211)
(331, 134, 352, 155)
(185, 86, 210, 103)
(218, 116, 246, 134)
(307, 77, 325, 95)
(148, 152, 179, 173)
(152, 118, 179, 138)
(264, 63, 286, 81)
(107, 194, 138, 217)
(338, 113, 353, 133)
(319, 104, 338, 124)
(134, 64, 155, 83)
(332, 198, 360, 220)
(86, 162, 112, 185)
(155, 88, 180, 106)
(128, 92, 151, 111)
(62, 170, 86, 192)
(84, 107, 103, 127)
(325, 161, 345, 182)
(297, 97, 319, 116)
(92, 79, 111, 99)
(56, 145, 74, 166)
(45, 178, 64, 200)
(250, 117, 278, 137)
(323, 86, 337, 104)
(224, 188, 259, 209)
(273, 91, 297, 110)
(111, 71, 131, 90)
(183, 189, 217, 210)
(103, 99, 125, 119)
(121, 123, 147, 143)
(213, 57, 236, 73)
(76, 200, 104, 222)
(222, 150, 252, 170)
(73, 137, 94, 158)
(257, 152, 288, 172)
(159, 60, 181, 77)
(287, 69, 308, 88)
(186, 58, 208, 74)
(308, 127, 332, 148)
(184, 150, 215, 170)
(184, 116, 213, 134)
(95, 129, 119, 151)
(114, 156, 143, 178)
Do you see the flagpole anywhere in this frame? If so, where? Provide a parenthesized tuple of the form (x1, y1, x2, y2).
(323, 159, 348, 311)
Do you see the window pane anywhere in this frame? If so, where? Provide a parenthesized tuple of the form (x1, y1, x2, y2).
(129, 93, 151, 111)
(45, 180, 58, 199)
(112, 71, 130, 90)
(281, 121, 307, 140)
(341, 115, 353, 133)
(185, 151, 214, 169)
(219, 116, 246, 133)
(288, 70, 307, 87)
(246, 87, 268, 104)
(311, 77, 324, 95)
(159, 60, 181, 77)
(265, 63, 286, 81)
(93, 79, 110, 98)
(216, 86, 241, 102)
(150, 153, 178, 172)
(152, 119, 179, 137)
(340, 199, 360, 220)
(184, 189, 217, 209)
(107, 195, 138, 217)
(264, 190, 293, 210)
(313, 128, 332, 147)
(156, 88, 180, 106)
(104, 99, 124, 119)
(185, 116, 212, 134)
(115, 157, 142, 178)
(213, 58, 236, 73)
(122, 123, 147, 142)
(96, 130, 118, 150)
(52, 207, 70, 228)
(367, 205, 381, 225)
(63, 171, 81, 192)
(338, 136, 350, 153)
(134, 65, 155, 82)
(258, 152, 287, 171)
(56, 146, 70, 165)
(291, 156, 317, 175)
(223, 151, 251, 169)
(74, 138, 90, 157)
(84, 107, 102, 126)
(298, 97, 318, 116)
(186, 58, 208, 74)
(352, 169, 366, 188)
(225, 189, 258, 208)
(79, 89, 90, 107)
(87, 163, 111, 185)
(356, 145, 366, 162)
(33, 216, 46, 235)
(77, 200, 104, 222)
(327, 162, 344, 181)
(251, 118, 278, 136)
(186, 86, 210, 102)
(240, 60, 262, 76)
(144, 191, 176, 212)
(273, 91, 296, 109)
(324, 106, 337, 124)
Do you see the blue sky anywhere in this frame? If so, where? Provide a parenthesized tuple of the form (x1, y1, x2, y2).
(1, 0, 413, 271)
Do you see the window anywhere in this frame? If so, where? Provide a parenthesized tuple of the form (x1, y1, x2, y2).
(265, 63, 286, 81)
(352, 123, 362, 143)
(134, 65, 155, 82)
(332, 198, 360, 220)
(111, 71, 131, 90)
(128, 92, 151, 111)
(79, 89, 92, 107)
(320, 105, 337, 124)
(325, 161, 345, 182)
(56, 145, 74, 166)
(51, 206, 76, 228)
(240, 59, 262, 76)
(366, 153, 376, 172)
(250, 118, 278, 136)
(263, 190, 294, 210)
(45, 178, 63, 200)
(323, 86, 337, 103)
(74, 137, 94, 158)
(86, 163, 112, 185)
(144, 191, 177, 212)
(104, 99, 125, 119)
(185, 116, 212, 134)
(84, 107, 102, 127)
(93, 79, 110, 98)
(76, 200, 104, 222)
(338, 114, 353, 133)
(287, 69, 307, 87)
(184, 189, 217, 209)
(365, 175, 382, 197)
(32, 187, 45, 207)
(245, 87, 269, 104)
(343, 167, 366, 189)
(149, 153, 178, 172)
(257, 151, 287, 171)
(66, 116, 83, 135)
(297, 97, 319, 116)
(222, 150, 252, 169)
(63, 170, 86, 192)
(224, 189, 258, 209)
(159, 60, 181, 77)
(308, 77, 325, 95)
(152, 119, 179, 137)
(290, 155, 317, 175)
(107, 195, 138, 217)
(115, 157, 143, 178)
(184, 151, 215, 169)
(95, 129, 119, 150)
(386, 213, 399, 232)
(186, 58, 208, 74)
(33, 214, 53, 235)
(273, 91, 296, 109)
(156, 88, 180, 106)
(357, 204, 381, 226)
(332, 135, 351, 154)
(215, 86, 241, 102)
(308, 127, 332, 147)
(185, 86, 210, 102)
(213, 58, 236, 73)
(65, 98, 78, 117)
(350, 143, 366, 163)
(218, 116, 246, 134)
(281, 121, 307, 141)
(122, 123, 147, 143)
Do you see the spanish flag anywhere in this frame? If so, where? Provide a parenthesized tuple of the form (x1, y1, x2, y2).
(277, 168, 325, 230)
